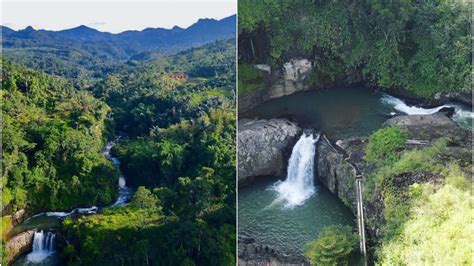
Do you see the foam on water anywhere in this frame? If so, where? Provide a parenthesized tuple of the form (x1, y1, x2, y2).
(26, 231, 56, 263)
(272, 133, 320, 208)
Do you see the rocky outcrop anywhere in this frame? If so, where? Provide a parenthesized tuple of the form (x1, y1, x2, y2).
(6, 230, 34, 264)
(316, 135, 368, 212)
(238, 237, 308, 266)
(238, 119, 302, 185)
(384, 113, 469, 141)
(316, 113, 470, 213)
(239, 59, 314, 113)
(12, 209, 27, 225)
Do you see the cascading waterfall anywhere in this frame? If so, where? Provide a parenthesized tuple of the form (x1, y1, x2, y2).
(26, 231, 56, 263)
(272, 132, 320, 208)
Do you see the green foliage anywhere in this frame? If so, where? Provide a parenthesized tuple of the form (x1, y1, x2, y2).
(379, 167, 473, 265)
(59, 40, 236, 265)
(238, 0, 470, 97)
(365, 126, 407, 165)
(92, 40, 236, 137)
(132, 186, 159, 210)
(304, 225, 358, 266)
(363, 135, 472, 264)
(1, 60, 118, 213)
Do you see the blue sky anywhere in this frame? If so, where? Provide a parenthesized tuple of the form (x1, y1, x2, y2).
(2, 0, 236, 33)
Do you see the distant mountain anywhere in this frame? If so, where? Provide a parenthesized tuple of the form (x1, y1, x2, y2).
(1, 15, 236, 56)
(1, 15, 236, 86)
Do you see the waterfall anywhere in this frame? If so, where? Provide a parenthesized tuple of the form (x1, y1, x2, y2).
(272, 132, 320, 208)
(26, 231, 56, 263)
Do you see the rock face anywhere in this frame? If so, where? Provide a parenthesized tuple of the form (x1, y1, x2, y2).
(316, 135, 368, 212)
(239, 59, 313, 113)
(12, 209, 27, 225)
(6, 230, 34, 264)
(238, 237, 308, 266)
(316, 113, 469, 213)
(283, 59, 312, 81)
(384, 113, 469, 141)
(238, 119, 302, 185)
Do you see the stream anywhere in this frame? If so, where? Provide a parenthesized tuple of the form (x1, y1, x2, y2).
(11, 139, 131, 266)
(239, 86, 472, 262)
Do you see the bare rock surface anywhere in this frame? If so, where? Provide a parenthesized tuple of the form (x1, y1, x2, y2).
(238, 119, 302, 185)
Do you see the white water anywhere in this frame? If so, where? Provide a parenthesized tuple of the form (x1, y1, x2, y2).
(26, 231, 56, 263)
(104, 140, 133, 207)
(272, 133, 320, 208)
(25, 140, 129, 224)
(381, 93, 474, 118)
(29, 206, 99, 220)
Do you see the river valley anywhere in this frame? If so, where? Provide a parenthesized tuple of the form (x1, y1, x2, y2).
(9, 140, 131, 266)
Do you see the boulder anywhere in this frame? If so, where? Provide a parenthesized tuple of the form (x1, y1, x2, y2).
(384, 113, 468, 141)
(239, 59, 314, 113)
(238, 119, 302, 185)
(6, 230, 34, 264)
(11, 209, 27, 225)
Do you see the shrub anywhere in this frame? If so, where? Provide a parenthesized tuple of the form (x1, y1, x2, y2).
(305, 225, 358, 265)
(365, 126, 407, 165)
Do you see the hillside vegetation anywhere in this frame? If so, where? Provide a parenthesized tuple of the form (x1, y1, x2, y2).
(238, 0, 470, 98)
(1, 38, 236, 265)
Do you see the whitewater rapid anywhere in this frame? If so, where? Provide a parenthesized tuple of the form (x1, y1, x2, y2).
(272, 133, 320, 208)
(381, 94, 473, 119)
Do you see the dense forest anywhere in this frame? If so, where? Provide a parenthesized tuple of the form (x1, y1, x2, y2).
(238, 0, 470, 98)
(1, 20, 236, 264)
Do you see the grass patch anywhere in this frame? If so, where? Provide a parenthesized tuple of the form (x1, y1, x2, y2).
(379, 166, 472, 265)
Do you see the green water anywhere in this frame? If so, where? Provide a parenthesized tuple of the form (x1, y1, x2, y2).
(8, 215, 60, 238)
(238, 177, 356, 260)
(244, 87, 472, 138)
(244, 87, 392, 138)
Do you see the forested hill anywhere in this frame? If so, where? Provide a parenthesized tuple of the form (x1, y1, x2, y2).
(1, 15, 236, 86)
(2, 36, 236, 264)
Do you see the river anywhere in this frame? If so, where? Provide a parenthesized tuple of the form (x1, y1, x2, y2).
(11, 139, 131, 266)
